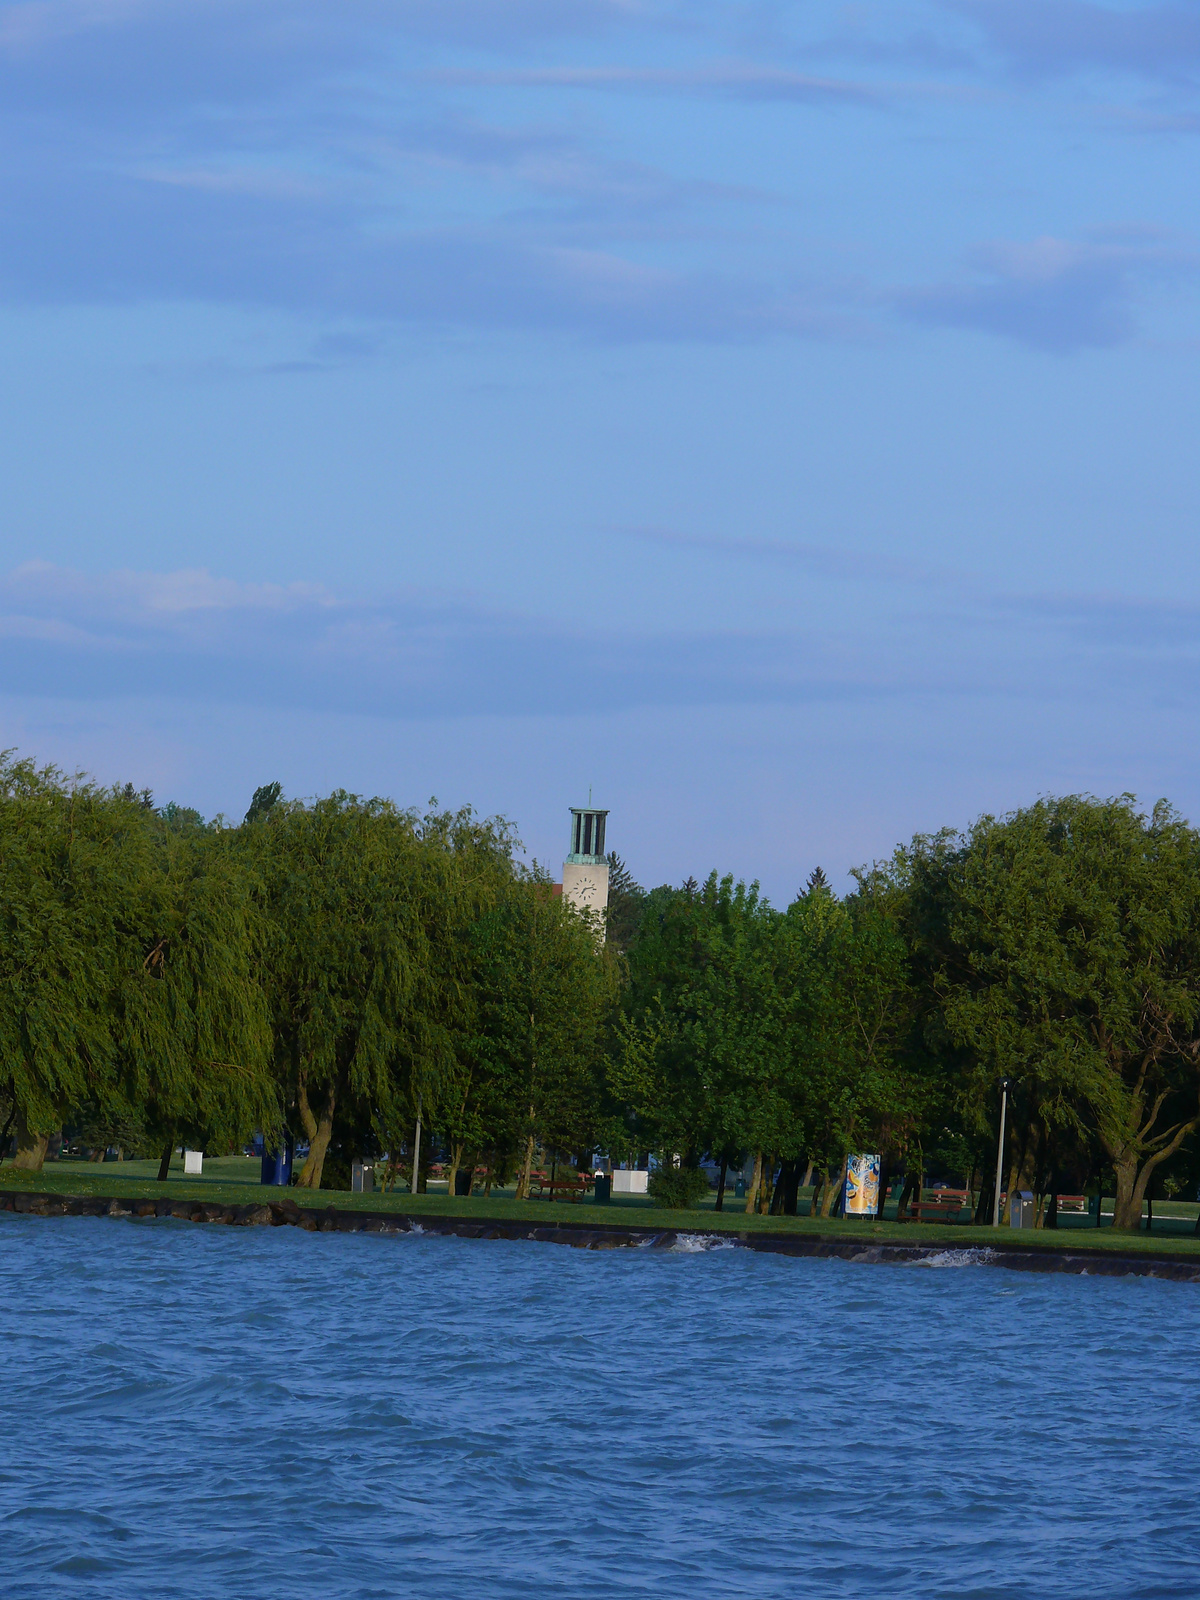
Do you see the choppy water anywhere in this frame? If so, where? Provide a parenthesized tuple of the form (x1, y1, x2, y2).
(2, 1215, 1197, 1600)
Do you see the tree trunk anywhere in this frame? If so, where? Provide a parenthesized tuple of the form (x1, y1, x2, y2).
(296, 1081, 336, 1189)
(896, 1169, 919, 1221)
(769, 1159, 800, 1215)
(715, 1157, 728, 1213)
(744, 1150, 763, 1215)
(515, 1130, 536, 1200)
(801, 1160, 814, 1189)
(12, 1109, 48, 1171)
(759, 1156, 774, 1215)
(156, 1137, 174, 1183)
(447, 1139, 463, 1201)
(875, 1157, 892, 1221)
(1112, 1158, 1147, 1231)
(820, 1158, 846, 1218)
(297, 1072, 318, 1144)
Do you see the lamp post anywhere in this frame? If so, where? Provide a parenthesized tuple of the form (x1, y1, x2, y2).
(992, 1078, 1011, 1227)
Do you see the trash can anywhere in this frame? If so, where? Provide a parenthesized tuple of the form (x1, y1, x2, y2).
(593, 1173, 611, 1203)
(352, 1161, 375, 1194)
(454, 1169, 472, 1196)
(261, 1139, 292, 1186)
(1010, 1190, 1035, 1228)
(734, 1178, 746, 1199)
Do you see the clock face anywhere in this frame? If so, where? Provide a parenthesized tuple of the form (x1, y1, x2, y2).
(574, 877, 596, 901)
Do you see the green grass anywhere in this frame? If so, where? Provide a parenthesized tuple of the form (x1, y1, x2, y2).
(4, 1156, 1200, 1257)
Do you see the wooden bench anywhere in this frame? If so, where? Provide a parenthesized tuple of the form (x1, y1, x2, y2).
(1054, 1195, 1088, 1213)
(905, 1189, 972, 1223)
(529, 1176, 592, 1202)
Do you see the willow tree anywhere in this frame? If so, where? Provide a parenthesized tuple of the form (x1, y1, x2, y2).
(115, 814, 276, 1175)
(0, 758, 127, 1167)
(900, 796, 1200, 1231)
(0, 756, 274, 1171)
(244, 791, 462, 1188)
(376, 802, 517, 1198)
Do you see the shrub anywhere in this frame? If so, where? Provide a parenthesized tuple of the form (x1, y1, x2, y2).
(647, 1165, 710, 1210)
(316, 1154, 352, 1191)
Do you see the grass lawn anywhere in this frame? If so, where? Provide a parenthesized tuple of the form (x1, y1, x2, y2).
(3, 1156, 1200, 1258)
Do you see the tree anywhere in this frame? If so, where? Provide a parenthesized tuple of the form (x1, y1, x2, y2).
(0, 756, 274, 1172)
(114, 819, 276, 1175)
(605, 852, 647, 952)
(0, 757, 125, 1167)
(243, 791, 518, 1191)
(243, 791, 432, 1189)
(898, 796, 1200, 1231)
(472, 871, 615, 1199)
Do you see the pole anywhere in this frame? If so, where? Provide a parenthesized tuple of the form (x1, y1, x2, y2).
(992, 1080, 1009, 1227)
(410, 1093, 423, 1195)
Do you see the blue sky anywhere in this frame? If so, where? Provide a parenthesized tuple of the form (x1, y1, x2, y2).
(2, 0, 1199, 897)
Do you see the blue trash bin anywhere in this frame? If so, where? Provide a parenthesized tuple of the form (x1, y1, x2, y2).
(261, 1138, 293, 1186)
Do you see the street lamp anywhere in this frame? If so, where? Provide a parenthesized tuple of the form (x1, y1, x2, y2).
(992, 1078, 1012, 1227)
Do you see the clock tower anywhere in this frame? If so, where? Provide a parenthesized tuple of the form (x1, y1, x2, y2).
(562, 805, 609, 935)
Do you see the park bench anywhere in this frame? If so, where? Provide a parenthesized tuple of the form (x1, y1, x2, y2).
(1054, 1195, 1088, 1213)
(529, 1176, 592, 1202)
(905, 1188, 972, 1223)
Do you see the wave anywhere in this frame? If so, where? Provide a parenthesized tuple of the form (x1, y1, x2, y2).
(903, 1247, 999, 1269)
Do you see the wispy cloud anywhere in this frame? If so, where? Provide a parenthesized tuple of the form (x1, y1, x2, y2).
(894, 230, 1195, 351)
(6, 561, 1198, 726)
(428, 61, 890, 105)
(947, 0, 1200, 81)
(0, 561, 885, 718)
(620, 527, 950, 586)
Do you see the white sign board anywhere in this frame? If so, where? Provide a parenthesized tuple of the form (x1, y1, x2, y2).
(611, 1170, 648, 1194)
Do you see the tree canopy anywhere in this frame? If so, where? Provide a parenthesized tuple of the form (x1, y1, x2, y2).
(5, 758, 1200, 1234)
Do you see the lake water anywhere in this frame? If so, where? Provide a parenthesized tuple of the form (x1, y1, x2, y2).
(2, 1215, 1197, 1600)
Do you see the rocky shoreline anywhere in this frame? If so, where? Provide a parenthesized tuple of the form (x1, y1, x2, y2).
(3, 1188, 1199, 1280)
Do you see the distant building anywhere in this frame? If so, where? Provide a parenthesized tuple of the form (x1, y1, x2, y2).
(561, 805, 609, 937)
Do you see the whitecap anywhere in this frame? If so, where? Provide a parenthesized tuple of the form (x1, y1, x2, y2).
(903, 1247, 998, 1269)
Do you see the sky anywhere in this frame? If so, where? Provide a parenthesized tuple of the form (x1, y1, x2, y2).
(1, 0, 1198, 899)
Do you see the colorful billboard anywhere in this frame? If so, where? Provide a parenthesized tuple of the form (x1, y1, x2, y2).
(844, 1154, 881, 1217)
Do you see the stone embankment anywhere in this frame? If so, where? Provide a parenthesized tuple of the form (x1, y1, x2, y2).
(3, 1189, 1200, 1280)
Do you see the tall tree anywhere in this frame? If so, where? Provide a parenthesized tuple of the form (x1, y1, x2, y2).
(896, 796, 1200, 1230)
(0, 758, 126, 1167)
(472, 871, 616, 1199)
(115, 819, 276, 1171)
(243, 792, 430, 1189)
